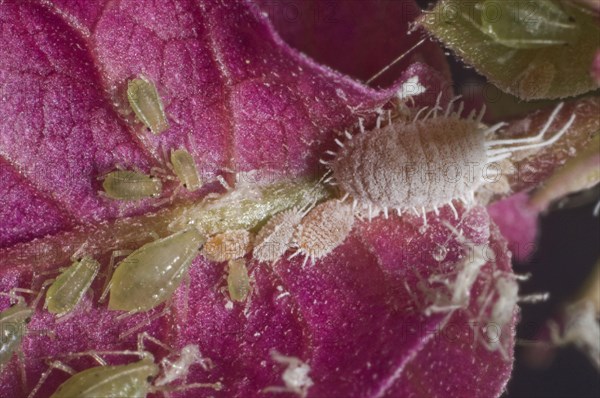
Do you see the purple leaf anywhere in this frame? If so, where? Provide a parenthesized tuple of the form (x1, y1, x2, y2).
(0, 1, 526, 397)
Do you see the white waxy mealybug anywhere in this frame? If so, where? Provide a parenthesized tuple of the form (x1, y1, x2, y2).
(227, 259, 251, 302)
(290, 200, 354, 266)
(326, 100, 575, 221)
(201, 230, 252, 263)
(127, 76, 169, 135)
(102, 170, 162, 200)
(252, 207, 309, 264)
(263, 351, 313, 398)
(28, 333, 221, 398)
(170, 149, 202, 191)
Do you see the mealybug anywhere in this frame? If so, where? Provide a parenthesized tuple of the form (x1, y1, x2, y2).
(127, 76, 169, 135)
(325, 99, 575, 222)
(202, 230, 252, 263)
(290, 200, 354, 266)
(252, 207, 310, 264)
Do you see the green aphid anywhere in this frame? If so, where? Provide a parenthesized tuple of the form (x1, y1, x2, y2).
(127, 76, 169, 134)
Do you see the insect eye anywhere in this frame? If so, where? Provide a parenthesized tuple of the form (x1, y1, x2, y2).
(24, 317, 32, 324)
(147, 375, 154, 383)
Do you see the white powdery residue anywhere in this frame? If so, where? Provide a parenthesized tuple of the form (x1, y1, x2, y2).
(397, 76, 426, 101)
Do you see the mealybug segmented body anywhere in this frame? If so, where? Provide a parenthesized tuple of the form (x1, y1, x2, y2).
(290, 200, 354, 266)
(127, 76, 169, 135)
(102, 170, 162, 200)
(252, 207, 307, 264)
(202, 230, 252, 263)
(326, 100, 575, 221)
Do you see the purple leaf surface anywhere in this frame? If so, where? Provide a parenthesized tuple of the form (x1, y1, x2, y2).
(0, 0, 563, 397)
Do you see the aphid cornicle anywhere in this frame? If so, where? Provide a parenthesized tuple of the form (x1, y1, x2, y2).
(127, 76, 169, 135)
(44, 256, 100, 316)
(108, 228, 205, 313)
(170, 149, 202, 191)
(102, 170, 162, 200)
(290, 200, 354, 266)
(326, 99, 575, 221)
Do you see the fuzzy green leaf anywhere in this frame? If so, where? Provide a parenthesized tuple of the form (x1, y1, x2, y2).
(419, 0, 600, 99)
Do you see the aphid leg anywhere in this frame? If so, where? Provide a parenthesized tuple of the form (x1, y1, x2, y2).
(118, 305, 171, 340)
(27, 360, 76, 398)
(152, 381, 223, 395)
(99, 249, 133, 303)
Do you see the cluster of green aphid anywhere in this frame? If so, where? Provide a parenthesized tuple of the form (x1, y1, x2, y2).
(101, 77, 202, 202)
(0, 77, 352, 397)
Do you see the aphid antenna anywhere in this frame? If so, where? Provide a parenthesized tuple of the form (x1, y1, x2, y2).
(366, 37, 427, 84)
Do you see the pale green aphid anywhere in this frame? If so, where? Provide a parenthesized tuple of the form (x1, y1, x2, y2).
(108, 228, 205, 313)
(49, 355, 158, 398)
(227, 259, 251, 302)
(127, 76, 169, 134)
(35, 340, 221, 398)
(478, 0, 580, 48)
(171, 149, 202, 191)
(0, 294, 33, 367)
(102, 170, 162, 200)
(44, 256, 100, 316)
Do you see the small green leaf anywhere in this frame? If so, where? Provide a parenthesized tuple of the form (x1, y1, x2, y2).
(419, 0, 600, 99)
